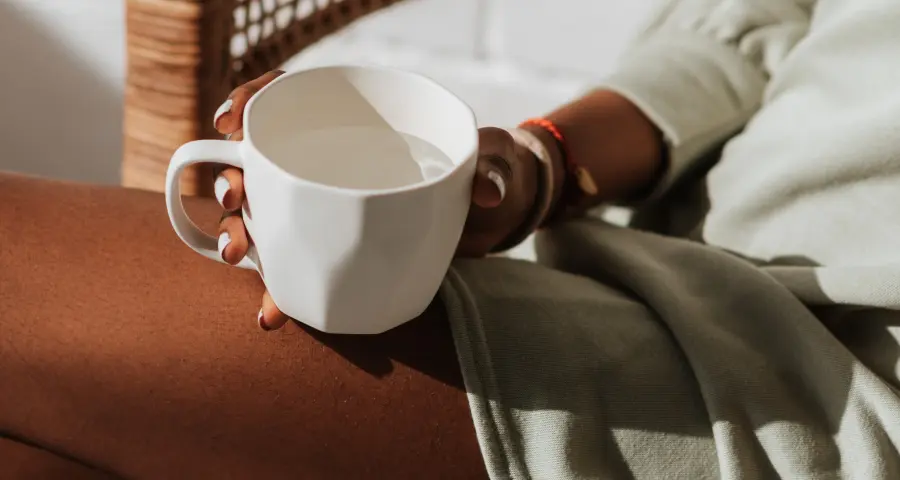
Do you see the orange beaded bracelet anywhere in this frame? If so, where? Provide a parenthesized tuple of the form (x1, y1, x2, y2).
(519, 118, 598, 198)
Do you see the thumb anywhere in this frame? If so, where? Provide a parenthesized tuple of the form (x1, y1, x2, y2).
(472, 154, 512, 209)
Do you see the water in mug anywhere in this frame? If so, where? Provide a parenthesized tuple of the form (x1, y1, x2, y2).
(270, 126, 456, 190)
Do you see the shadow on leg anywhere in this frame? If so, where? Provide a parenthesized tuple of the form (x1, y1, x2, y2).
(0, 436, 117, 480)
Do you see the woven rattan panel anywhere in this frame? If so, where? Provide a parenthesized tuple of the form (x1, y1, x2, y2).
(123, 0, 400, 196)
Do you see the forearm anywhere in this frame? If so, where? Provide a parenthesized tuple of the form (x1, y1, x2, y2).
(521, 89, 667, 216)
(519, 0, 815, 221)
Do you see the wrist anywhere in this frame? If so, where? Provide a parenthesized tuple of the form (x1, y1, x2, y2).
(534, 90, 666, 205)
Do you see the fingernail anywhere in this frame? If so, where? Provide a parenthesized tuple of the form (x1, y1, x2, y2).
(258, 309, 272, 331)
(218, 231, 231, 261)
(487, 170, 506, 201)
(214, 99, 233, 128)
(214, 174, 230, 208)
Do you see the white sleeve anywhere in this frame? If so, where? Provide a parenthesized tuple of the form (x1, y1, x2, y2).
(599, 0, 815, 197)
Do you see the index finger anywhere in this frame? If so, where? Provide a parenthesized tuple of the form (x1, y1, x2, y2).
(214, 69, 286, 134)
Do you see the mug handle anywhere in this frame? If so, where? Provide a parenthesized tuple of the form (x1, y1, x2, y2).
(165, 140, 256, 270)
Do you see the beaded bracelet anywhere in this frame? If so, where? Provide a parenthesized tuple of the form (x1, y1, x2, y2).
(519, 118, 598, 197)
(519, 118, 598, 227)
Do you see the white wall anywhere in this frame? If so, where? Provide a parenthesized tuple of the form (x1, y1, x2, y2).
(0, 0, 125, 184)
(287, 0, 654, 127)
(0, 0, 652, 184)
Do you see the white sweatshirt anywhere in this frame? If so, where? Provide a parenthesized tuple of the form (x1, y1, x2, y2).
(600, 0, 900, 309)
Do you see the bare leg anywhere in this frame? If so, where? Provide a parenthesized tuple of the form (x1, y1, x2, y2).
(0, 173, 485, 479)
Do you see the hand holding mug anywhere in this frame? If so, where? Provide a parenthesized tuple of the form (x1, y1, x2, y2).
(169, 67, 543, 333)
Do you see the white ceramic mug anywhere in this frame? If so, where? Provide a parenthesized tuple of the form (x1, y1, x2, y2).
(165, 66, 478, 334)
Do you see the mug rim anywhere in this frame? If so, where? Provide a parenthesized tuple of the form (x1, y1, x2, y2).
(241, 64, 479, 198)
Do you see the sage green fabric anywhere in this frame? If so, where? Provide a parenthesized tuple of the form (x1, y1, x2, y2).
(442, 220, 900, 479)
(442, 0, 900, 477)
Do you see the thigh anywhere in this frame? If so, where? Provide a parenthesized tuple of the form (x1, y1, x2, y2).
(0, 174, 485, 479)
